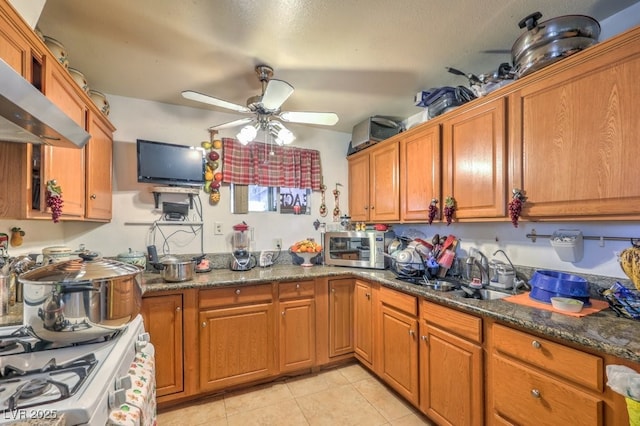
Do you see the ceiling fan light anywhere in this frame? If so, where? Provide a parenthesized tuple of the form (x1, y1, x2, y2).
(237, 124, 257, 145)
(276, 127, 295, 145)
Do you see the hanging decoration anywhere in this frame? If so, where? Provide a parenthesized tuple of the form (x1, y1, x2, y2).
(45, 180, 63, 223)
(10, 227, 25, 247)
(319, 180, 327, 217)
(508, 188, 526, 228)
(202, 130, 222, 204)
(333, 183, 342, 221)
(443, 196, 456, 226)
(428, 198, 439, 225)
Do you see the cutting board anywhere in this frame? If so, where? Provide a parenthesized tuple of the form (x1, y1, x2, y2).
(504, 292, 609, 318)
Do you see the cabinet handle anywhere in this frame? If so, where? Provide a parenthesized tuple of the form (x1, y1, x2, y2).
(364, 206, 369, 210)
(366, 293, 370, 300)
(531, 340, 542, 349)
(530, 389, 541, 399)
(370, 206, 375, 210)
(331, 288, 335, 293)
(421, 335, 428, 342)
(296, 284, 300, 289)
(235, 289, 241, 295)
(409, 329, 415, 337)
(201, 322, 207, 328)
(90, 194, 97, 200)
(176, 306, 181, 312)
(282, 311, 285, 316)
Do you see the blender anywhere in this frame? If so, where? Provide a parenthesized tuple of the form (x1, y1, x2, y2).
(230, 222, 256, 271)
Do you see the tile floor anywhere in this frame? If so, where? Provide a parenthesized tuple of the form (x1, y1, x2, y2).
(157, 363, 435, 425)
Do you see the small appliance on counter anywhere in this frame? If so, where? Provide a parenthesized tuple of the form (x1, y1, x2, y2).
(230, 222, 257, 271)
(323, 230, 394, 269)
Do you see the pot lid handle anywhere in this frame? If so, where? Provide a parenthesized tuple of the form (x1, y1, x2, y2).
(518, 11, 542, 30)
(78, 252, 100, 262)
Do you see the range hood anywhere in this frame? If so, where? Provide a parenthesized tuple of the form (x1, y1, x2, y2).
(0, 59, 90, 148)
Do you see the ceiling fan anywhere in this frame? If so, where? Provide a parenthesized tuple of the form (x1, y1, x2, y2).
(182, 65, 339, 145)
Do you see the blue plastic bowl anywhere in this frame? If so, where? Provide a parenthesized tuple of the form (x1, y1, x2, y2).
(529, 286, 591, 307)
(529, 270, 589, 297)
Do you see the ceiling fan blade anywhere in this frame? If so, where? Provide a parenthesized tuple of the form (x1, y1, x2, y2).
(208, 117, 254, 130)
(279, 111, 339, 126)
(182, 90, 251, 113)
(261, 80, 294, 110)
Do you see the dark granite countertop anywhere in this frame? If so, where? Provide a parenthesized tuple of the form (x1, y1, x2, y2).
(144, 265, 640, 363)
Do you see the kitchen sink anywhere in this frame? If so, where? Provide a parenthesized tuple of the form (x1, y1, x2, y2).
(451, 288, 512, 300)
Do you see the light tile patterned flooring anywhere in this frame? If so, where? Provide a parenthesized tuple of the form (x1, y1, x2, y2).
(158, 363, 435, 425)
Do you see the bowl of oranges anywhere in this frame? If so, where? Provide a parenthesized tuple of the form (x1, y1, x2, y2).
(290, 239, 322, 267)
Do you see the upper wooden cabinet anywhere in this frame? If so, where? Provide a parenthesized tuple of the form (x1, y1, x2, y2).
(400, 123, 441, 222)
(442, 97, 507, 220)
(0, 0, 114, 221)
(509, 27, 640, 220)
(348, 139, 400, 222)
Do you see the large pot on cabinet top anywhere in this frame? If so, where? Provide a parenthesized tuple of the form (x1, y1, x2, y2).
(18, 252, 143, 344)
(511, 11, 600, 78)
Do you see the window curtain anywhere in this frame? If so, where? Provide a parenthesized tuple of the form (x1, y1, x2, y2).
(221, 138, 323, 190)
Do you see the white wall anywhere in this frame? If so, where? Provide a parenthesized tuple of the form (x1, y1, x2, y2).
(0, 95, 351, 258)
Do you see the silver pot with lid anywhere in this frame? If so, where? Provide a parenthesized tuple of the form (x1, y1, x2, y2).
(511, 11, 600, 78)
(19, 252, 143, 344)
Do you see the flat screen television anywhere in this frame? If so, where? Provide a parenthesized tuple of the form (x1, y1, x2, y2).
(136, 139, 205, 187)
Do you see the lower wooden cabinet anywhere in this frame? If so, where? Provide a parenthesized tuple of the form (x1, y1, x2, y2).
(354, 279, 376, 367)
(377, 286, 419, 405)
(420, 301, 483, 425)
(328, 278, 354, 357)
(279, 281, 315, 372)
(141, 293, 184, 398)
(198, 284, 277, 392)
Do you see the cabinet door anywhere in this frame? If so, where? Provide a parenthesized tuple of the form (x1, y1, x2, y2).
(43, 64, 86, 218)
(348, 152, 370, 221)
(400, 124, 441, 221)
(279, 298, 315, 372)
(510, 42, 640, 218)
(85, 112, 113, 220)
(199, 302, 276, 392)
(0, 8, 31, 76)
(354, 280, 374, 366)
(420, 323, 483, 426)
(328, 279, 354, 357)
(442, 98, 507, 219)
(141, 294, 184, 397)
(379, 304, 419, 404)
(369, 141, 400, 221)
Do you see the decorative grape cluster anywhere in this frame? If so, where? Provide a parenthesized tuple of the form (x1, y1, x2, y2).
(444, 196, 456, 226)
(45, 180, 64, 223)
(508, 189, 526, 228)
(428, 198, 438, 225)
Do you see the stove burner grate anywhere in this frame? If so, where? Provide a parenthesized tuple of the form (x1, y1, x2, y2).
(0, 353, 97, 411)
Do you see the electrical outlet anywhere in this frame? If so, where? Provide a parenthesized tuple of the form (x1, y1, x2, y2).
(273, 238, 282, 250)
(214, 222, 223, 235)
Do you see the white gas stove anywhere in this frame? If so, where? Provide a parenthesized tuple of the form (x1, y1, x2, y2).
(0, 315, 156, 425)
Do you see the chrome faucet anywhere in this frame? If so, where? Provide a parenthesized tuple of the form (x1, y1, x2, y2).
(492, 249, 528, 293)
(466, 248, 490, 286)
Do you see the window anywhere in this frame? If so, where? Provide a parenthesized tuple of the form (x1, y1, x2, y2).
(232, 184, 310, 214)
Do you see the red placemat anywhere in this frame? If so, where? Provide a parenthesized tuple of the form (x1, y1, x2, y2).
(504, 292, 610, 317)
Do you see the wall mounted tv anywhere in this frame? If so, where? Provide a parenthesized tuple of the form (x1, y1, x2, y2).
(136, 139, 205, 187)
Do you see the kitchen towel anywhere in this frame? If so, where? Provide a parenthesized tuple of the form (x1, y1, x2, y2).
(504, 292, 609, 317)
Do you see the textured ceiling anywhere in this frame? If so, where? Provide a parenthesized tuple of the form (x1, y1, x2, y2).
(36, 0, 639, 138)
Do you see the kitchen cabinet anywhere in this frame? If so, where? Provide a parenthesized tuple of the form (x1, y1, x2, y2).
(509, 27, 640, 219)
(85, 112, 114, 220)
(328, 278, 354, 357)
(278, 280, 315, 372)
(400, 123, 441, 221)
(141, 293, 184, 398)
(377, 286, 419, 405)
(354, 279, 377, 367)
(419, 301, 483, 426)
(0, 0, 35, 78)
(347, 139, 400, 222)
(488, 323, 605, 425)
(198, 284, 277, 392)
(442, 97, 507, 220)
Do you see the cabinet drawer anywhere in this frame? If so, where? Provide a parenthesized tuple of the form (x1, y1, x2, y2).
(493, 324, 603, 391)
(380, 286, 417, 316)
(279, 280, 315, 300)
(422, 300, 482, 344)
(492, 355, 603, 426)
(199, 284, 273, 309)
